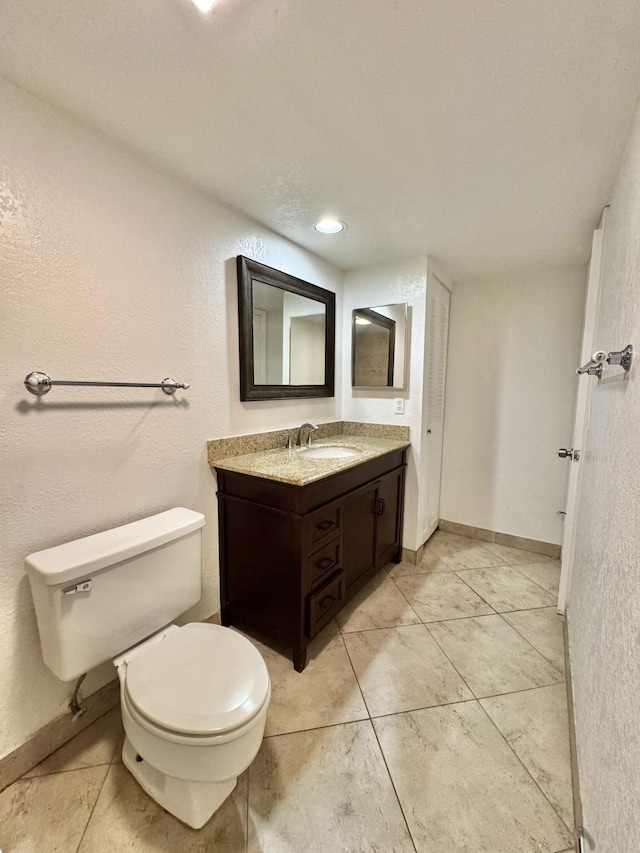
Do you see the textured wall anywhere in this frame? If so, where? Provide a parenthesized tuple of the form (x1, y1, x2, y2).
(440, 268, 585, 543)
(341, 257, 428, 550)
(0, 78, 343, 759)
(569, 106, 640, 852)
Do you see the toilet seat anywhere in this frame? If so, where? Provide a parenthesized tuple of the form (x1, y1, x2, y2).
(123, 623, 270, 738)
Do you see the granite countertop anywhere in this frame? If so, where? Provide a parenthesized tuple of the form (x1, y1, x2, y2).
(212, 434, 410, 486)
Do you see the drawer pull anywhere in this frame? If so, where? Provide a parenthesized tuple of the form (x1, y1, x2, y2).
(316, 519, 334, 531)
(316, 557, 335, 572)
(376, 497, 386, 516)
(319, 593, 338, 612)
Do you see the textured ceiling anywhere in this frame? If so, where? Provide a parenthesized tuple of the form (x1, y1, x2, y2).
(1, 0, 640, 279)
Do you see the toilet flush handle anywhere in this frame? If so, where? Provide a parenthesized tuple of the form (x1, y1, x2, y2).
(63, 580, 93, 595)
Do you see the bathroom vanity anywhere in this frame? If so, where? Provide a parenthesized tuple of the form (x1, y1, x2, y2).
(213, 436, 408, 671)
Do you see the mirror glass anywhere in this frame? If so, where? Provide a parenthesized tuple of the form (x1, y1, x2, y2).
(237, 256, 336, 401)
(352, 303, 408, 389)
(252, 281, 326, 386)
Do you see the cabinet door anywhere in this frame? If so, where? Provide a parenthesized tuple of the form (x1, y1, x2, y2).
(342, 483, 378, 588)
(375, 468, 403, 567)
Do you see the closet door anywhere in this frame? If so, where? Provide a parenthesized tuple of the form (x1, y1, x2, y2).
(423, 274, 451, 540)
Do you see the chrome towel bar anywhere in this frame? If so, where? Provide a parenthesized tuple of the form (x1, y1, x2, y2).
(24, 371, 189, 396)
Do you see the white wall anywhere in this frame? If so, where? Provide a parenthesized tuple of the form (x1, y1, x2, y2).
(569, 105, 640, 852)
(341, 256, 429, 550)
(0, 77, 343, 760)
(440, 267, 585, 544)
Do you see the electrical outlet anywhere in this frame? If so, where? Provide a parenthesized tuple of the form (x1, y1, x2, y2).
(393, 398, 405, 415)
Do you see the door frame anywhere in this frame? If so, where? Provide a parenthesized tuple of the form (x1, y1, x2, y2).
(557, 211, 608, 614)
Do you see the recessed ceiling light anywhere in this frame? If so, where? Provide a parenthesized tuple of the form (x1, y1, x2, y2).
(315, 219, 346, 234)
(190, 0, 219, 13)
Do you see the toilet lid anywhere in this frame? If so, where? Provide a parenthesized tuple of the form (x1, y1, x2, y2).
(124, 623, 270, 736)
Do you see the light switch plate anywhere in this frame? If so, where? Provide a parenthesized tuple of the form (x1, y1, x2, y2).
(394, 398, 405, 415)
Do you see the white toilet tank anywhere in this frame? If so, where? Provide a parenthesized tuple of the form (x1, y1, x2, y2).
(25, 508, 205, 682)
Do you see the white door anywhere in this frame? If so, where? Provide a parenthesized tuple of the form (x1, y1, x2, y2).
(557, 217, 607, 613)
(423, 273, 451, 541)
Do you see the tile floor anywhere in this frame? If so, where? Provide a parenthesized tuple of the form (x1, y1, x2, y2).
(0, 531, 575, 853)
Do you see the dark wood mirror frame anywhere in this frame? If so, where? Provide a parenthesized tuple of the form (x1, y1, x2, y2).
(237, 256, 336, 402)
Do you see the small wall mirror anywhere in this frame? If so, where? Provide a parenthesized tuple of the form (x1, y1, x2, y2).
(237, 256, 336, 401)
(352, 303, 408, 389)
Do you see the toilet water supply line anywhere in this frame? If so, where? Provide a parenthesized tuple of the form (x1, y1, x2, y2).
(69, 674, 87, 718)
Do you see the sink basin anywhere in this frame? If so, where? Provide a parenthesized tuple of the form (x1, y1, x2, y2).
(298, 445, 363, 459)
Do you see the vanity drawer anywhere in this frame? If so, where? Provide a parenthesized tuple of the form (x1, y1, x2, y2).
(306, 571, 345, 638)
(308, 501, 342, 546)
(307, 538, 342, 590)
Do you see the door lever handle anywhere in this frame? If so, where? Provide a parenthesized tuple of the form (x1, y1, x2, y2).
(577, 351, 607, 377)
(558, 448, 580, 461)
(577, 345, 633, 376)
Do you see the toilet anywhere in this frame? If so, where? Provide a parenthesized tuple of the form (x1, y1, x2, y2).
(25, 507, 270, 829)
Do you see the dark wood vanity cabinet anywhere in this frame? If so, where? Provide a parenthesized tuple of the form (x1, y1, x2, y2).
(215, 448, 407, 671)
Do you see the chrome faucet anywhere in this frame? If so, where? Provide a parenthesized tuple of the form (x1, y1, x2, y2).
(297, 422, 319, 447)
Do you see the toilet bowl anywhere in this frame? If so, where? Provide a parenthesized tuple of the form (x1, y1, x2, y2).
(115, 622, 271, 828)
(25, 508, 271, 830)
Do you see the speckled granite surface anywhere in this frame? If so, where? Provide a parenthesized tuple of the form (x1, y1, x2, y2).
(211, 434, 410, 486)
(207, 421, 409, 466)
(341, 421, 409, 441)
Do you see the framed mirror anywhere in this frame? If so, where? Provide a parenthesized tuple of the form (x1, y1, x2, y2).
(352, 303, 408, 389)
(237, 256, 336, 401)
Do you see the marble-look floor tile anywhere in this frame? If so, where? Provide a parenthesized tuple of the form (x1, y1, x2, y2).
(394, 572, 494, 622)
(78, 764, 248, 852)
(440, 546, 509, 569)
(0, 765, 108, 852)
(484, 541, 554, 566)
(455, 566, 557, 612)
(336, 575, 420, 632)
(343, 624, 472, 716)
(247, 721, 414, 853)
(517, 561, 562, 596)
(387, 551, 451, 578)
(481, 683, 574, 828)
(428, 615, 564, 697)
(111, 733, 126, 765)
(258, 633, 368, 737)
(26, 707, 123, 777)
(374, 702, 572, 853)
(424, 531, 508, 569)
(502, 607, 565, 673)
(424, 530, 469, 550)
